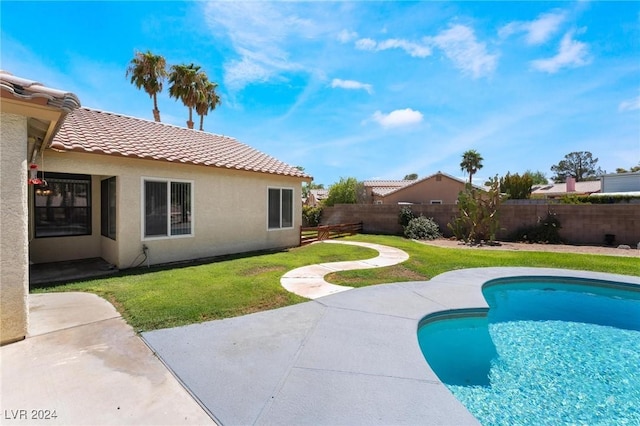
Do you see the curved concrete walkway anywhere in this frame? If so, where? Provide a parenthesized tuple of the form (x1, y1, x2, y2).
(281, 240, 410, 299)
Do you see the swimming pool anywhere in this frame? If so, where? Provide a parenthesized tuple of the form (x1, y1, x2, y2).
(418, 277, 640, 425)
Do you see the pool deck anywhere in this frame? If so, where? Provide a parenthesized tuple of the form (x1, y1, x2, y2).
(4, 240, 639, 425)
(142, 266, 639, 425)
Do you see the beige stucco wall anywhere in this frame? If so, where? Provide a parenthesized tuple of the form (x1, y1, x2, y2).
(381, 174, 465, 204)
(0, 112, 29, 344)
(30, 151, 304, 268)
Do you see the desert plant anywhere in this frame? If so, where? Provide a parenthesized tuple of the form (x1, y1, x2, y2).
(404, 216, 442, 240)
(448, 177, 502, 244)
(512, 213, 563, 244)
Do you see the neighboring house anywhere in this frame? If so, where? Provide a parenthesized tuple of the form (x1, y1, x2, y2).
(305, 188, 328, 206)
(363, 180, 412, 204)
(1, 71, 80, 345)
(366, 172, 473, 204)
(531, 177, 601, 199)
(28, 106, 311, 269)
(599, 172, 640, 195)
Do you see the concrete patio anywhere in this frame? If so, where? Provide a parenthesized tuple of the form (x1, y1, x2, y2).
(142, 267, 639, 425)
(3, 239, 638, 425)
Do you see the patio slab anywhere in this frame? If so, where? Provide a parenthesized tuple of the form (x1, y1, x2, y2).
(143, 267, 639, 426)
(0, 292, 213, 426)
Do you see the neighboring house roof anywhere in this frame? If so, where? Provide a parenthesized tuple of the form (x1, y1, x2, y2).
(51, 107, 311, 179)
(380, 172, 480, 198)
(364, 180, 413, 197)
(310, 189, 329, 199)
(531, 180, 601, 197)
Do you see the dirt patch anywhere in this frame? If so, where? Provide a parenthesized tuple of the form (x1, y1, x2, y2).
(418, 239, 639, 258)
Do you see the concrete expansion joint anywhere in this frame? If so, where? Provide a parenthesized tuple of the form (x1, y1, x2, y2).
(28, 314, 122, 339)
(291, 365, 442, 385)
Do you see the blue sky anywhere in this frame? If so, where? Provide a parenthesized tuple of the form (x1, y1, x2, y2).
(2, 1, 639, 185)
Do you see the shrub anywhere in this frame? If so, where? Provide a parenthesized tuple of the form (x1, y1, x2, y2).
(302, 205, 323, 227)
(404, 216, 442, 240)
(512, 213, 562, 244)
(398, 206, 416, 227)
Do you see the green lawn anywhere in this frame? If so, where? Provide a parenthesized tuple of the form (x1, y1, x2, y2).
(34, 235, 639, 331)
(326, 235, 639, 287)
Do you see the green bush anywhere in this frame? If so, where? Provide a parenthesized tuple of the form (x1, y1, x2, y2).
(398, 206, 416, 227)
(302, 205, 323, 227)
(404, 216, 442, 240)
(560, 194, 638, 204)
(512, 213, 562, 244)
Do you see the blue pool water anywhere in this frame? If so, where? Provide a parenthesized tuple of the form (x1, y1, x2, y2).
(418, 278, 640, 425)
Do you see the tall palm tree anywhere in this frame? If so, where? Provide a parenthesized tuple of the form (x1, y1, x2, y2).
(126, 51, 167, 122)
(195, 76, 221, 131)
(168, 63, 203, 129)
(460, 149, 484, 185)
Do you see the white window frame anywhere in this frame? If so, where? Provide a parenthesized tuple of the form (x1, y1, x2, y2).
(267, 187, 294, 230)
(141, 177, 194, 240)
(430, 200, 443, 205)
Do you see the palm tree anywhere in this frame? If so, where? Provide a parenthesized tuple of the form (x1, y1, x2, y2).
(126, 51, 167, 122)
(168, 63, 203, 129)
(460, 149, 484, 185)
(195, 75, 221, 131)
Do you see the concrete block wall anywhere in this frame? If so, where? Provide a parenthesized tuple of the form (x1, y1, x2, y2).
(321, 203, 640, 246)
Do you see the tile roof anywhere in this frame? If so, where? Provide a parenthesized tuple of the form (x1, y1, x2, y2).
(363, 180, 412, 187)
(0, 70, 80, 112)
(531, 181, 601, 195)
(51, 107, 311, 179)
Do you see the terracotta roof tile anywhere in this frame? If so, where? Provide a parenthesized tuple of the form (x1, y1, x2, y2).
(0, 70, 81, 112)
(52, 107, 311, 179)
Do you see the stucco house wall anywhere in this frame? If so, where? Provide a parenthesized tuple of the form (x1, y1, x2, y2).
(30, 151, 303, 268)
(0, 112, 30, 344)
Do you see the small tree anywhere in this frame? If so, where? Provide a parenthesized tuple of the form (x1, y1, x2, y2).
(550, 151, 604, 182)
(615, 162, 640, 173)
(324, 177, 363, 206)
(448, 176, 502, 244)
(524, 169, 548, 185)
(403, 173, 418, 180)
(500, 172, 534, 199)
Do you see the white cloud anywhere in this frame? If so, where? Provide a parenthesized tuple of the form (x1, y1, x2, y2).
(331, 78, 373, 94)
(531, 31, 590, 73)
(429, 25, 498, 78)
(499, 10, 567, 45)
(355, 38, 377, 51)
(371, 108, 423, 128)
(202, 2, 323, 90)
(619, 95, 640, 112)
(355, 37, 431, 58)
(337, 29, 358, 43)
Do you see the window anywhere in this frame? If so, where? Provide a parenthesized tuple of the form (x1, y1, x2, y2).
(430, 200, 443, 205)
(34, 173, 91, 238)
(268, 188, 293, 229)
(143, 179, 192, 238)
(101, 177, 116, 240)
